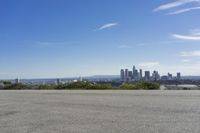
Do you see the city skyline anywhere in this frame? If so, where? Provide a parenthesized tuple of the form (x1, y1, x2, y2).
(120, 65, 181, 82)
(1, 0, 200, 79)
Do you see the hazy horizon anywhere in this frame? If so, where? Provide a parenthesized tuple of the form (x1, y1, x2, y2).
(1, 0, 200, 79)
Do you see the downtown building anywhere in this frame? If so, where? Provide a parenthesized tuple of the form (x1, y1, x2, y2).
(120, 66, 142, 81)
(120, 65, 181, 82)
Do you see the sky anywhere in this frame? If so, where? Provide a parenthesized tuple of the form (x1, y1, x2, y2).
(1, 0, 200, 79)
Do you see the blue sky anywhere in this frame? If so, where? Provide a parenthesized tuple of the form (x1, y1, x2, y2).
(1, 0, 200, 79)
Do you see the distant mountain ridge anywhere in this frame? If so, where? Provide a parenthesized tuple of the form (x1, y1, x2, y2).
(2, 75, 200, 81)
(84, 75, 119, 79)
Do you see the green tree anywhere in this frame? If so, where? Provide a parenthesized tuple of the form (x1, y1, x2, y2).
(3, 83, 31, 90)
(37, 84, 55, 90)
(3, 80, 12, 85)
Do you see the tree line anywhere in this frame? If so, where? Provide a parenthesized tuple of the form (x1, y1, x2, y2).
(0, 81, 160, 90)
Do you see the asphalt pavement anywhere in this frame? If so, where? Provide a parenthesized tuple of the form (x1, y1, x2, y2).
(0, 90, 200, 133)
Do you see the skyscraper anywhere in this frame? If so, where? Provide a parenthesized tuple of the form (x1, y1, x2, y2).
(145, 71, 150, 81)
(132, 65, 139, 80)
(132, 66, 136, 79)
(152, 71, 160, 81)
(125, 69, 129, 81)
(139, 69, 143, 80)
(56, 78, 61, 85)
(135, 69, 139, 81)
(168, 73, 173, 80)
(177, 72, 181, 80)
(133, 66, 136, 73)
(128, 71, 133, 81)
(120, 69, 125, 81)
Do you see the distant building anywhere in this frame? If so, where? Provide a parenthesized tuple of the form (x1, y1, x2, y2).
(79, 76, 83, 82)
(168, 73, 173, 80)
(144, 71, 150, 80)
(120, 69, 125, 81)
(132, 66, 136, 75)
(128, 71, 133, 81)
(139, 69, 143, 80)
(161, 76, 168, 80)
(177, 72, 181, 80)
(120, 65, 183, 82)
(125, 69, 129, 81)
(132, 66, 140, 80)
(152, 71, 160, 81)
(56, 78, 61, 85)
(15, 78, 20, 84)
(135, 70, 139, 81)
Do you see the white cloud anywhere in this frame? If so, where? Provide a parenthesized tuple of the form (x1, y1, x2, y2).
(181, 59, 191, 63)
(138, 62, 160, 68)
(177, 63, 200, 75)
(154, 0, 200, 15)
(158, 63, 200, 76)
(97, 23, 118, 31)
(31, 41, 78, 48)
(118, 41, 176, 49)
(136, 62, 200, 76)
(118, 45, 131, 49)
(168, 6, 200, 14)
(191, 29, 200, 35)
(154, 0, 200, 11)
(135, 43, 150, 47)
(180, 50, 200, 57)
(173, 34, 200, 41)
(173, 29, 200, 41)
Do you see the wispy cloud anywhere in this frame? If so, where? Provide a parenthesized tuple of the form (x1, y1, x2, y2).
(168, 6, 200, 14)
(173, 34, 200, 40)
(158, 63, 200, 75)
(181, 59, 191, 63)
(154, 0, 200, 15)
(173, 29, 200, 41)
(138, 62, 160, 68)
(154, 0, 199, 11)
(31, 41, 79, 48)
(191, 29, 200, 35)
(36, 42, 66, 47)
(118, 43, 148, 49)
(135, 43, 150, 47)
(135, 41, 175, 46)
(180, 50, 200, 57)
(118, 41, 176, 49)
(97, 23, 118, 31)
(118, 45, 131, 49)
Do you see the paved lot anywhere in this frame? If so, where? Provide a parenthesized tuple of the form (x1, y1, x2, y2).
(0, 90, 200, 133)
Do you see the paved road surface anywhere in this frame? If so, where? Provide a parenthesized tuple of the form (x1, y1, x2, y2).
(0, 90, 200, 133)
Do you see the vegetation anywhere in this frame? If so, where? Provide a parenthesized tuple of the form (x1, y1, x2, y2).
(3, 80, 12, 85)
(54, 81, 113, 90)
(0, 81, 160, 90)
(120, 82, 160, 90)
(37, 84, 55, 90)
(3, 83, 31, 90)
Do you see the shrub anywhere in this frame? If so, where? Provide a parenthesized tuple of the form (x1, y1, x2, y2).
(88, 84, 113, 90)
(136, 82, 160, 90)
(120, 84, 138, 90)
(37, 84, 55, 90)
(65, 81, 93, 89)
(120, 82, 160, 90)
(55, 82, 113, 90)
(3, 80, 12, 85)
(54, 84, 69, 90)
(3, 83, 31, 90)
